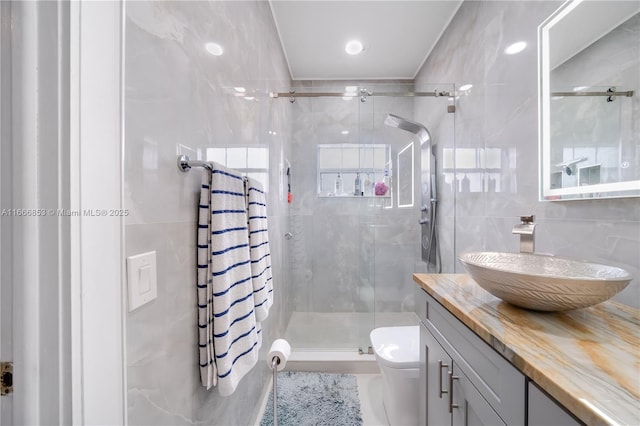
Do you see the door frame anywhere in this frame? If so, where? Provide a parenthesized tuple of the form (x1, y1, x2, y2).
(2, 1, 126, 424)
(0, 1, 10, 423)
(69, 1, 126, 424)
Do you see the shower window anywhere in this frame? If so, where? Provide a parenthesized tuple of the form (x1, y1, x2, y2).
(316, 143, 391, 197)
(441, 147, 516, 193)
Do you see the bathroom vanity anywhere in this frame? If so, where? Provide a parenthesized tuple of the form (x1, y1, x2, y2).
(414, 273, 640, 426)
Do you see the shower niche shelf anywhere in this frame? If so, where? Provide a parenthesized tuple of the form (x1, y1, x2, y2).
(317, 143, 392, 198)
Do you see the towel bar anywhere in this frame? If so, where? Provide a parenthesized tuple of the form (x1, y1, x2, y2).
(177, 156, 249, 184)
(177, 155, 214, 172)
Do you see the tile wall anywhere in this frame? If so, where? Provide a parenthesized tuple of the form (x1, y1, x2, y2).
(124, 1, 291, 424)
(415, 0, 640, 308)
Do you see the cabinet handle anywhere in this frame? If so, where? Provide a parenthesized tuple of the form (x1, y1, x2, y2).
(448, 370, 459, 413)
(438, 360, 449, 398)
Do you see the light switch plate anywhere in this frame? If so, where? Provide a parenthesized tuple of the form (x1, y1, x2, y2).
(127, 251, 158, 311)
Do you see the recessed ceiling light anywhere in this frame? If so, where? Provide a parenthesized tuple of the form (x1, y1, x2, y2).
(205, 42, 224, 56)
(341, 130, 349, 135)
(504, 41, 526, 55)
(459, 84, 473, 91)
(345, 40, 364, 55)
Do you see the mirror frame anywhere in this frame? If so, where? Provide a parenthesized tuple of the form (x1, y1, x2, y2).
(538, 0, 640, 200)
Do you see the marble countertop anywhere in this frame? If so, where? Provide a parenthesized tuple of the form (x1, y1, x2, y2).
(413, 273, 640, 426)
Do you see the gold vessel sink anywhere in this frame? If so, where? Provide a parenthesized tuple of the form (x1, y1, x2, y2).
(459, 252, 632, 311)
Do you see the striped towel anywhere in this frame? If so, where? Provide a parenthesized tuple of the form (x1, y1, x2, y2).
(246, 177, 273, 322)
(197, 170, 216, 389)
(197, 163, 259, 396)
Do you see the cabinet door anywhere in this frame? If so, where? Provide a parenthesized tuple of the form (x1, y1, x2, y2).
(451, 363, 506, 426)
(528, 382, 582, 426)
(420, 324, 452, 426)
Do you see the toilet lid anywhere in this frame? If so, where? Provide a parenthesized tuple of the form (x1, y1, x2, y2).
(370, 326, 420, 369)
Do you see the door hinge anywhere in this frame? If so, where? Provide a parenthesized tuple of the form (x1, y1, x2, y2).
(1, 362, 13, 396)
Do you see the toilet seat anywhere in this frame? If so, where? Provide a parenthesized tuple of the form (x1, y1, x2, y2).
(370, 325, 420, 369)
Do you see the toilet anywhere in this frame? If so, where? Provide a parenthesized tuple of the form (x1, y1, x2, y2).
(370, 326, 420, 426)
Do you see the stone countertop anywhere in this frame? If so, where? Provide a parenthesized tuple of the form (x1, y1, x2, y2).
(413, 273, 640, 426)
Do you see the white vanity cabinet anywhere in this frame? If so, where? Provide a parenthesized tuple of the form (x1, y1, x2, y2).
(417, 287, 525, 425)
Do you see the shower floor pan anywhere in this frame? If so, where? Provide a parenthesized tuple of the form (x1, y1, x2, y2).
(283, 311, 417, 374)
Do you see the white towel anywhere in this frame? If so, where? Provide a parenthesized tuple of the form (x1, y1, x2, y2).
(246, 177, 273, 322)
(197, 163, 259, 396)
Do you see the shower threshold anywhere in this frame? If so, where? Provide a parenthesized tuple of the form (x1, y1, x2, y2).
(284, 311, 418, 373)
(287, 350, 378, 374)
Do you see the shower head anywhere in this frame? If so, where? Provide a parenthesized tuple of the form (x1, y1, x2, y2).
(384, 114, 431, 146)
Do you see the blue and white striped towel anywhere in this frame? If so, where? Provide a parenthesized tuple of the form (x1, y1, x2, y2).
(246, 178, 273, 322)
(197, 171, 216, 389)
(197, 163, 259, 396)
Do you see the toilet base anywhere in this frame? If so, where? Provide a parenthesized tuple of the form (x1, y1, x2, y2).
(380, 366, 419, 426)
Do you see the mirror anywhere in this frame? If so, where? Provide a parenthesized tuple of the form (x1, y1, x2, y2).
(539, 0, 640, 200)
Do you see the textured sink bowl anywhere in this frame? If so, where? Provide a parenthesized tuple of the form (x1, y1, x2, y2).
(459, 252, 632, 312)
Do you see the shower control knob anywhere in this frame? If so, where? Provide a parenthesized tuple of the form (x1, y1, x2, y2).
(420, 205, 429, 212)
(419, 219, 429, 225)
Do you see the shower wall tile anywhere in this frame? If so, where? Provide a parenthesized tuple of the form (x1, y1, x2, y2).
(124, 1, 292, 425)
(416, 0, 640, 308)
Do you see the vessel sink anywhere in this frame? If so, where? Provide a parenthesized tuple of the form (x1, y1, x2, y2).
(459, 252, 632, 311)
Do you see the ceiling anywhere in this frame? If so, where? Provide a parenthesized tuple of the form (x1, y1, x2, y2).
(269, 1, 463, 81)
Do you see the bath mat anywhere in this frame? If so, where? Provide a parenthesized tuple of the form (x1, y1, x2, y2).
(260, 371, 363, 426)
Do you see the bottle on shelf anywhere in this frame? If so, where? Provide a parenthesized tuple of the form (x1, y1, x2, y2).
(354, 173, 362, 196)
(335, 172, 343, 195)
(364, 173, 372, 196)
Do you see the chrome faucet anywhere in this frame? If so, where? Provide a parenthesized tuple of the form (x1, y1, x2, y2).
(512, 215, 535, 253)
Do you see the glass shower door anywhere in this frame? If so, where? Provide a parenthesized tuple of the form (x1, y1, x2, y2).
(283, 82, 455, 354)
(285, 84, 377, 353)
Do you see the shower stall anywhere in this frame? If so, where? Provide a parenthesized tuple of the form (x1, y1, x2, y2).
(279, 82, 455, 355)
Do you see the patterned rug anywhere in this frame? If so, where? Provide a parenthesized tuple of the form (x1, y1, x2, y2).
(260, 371, 363, 426)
